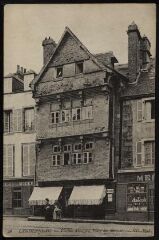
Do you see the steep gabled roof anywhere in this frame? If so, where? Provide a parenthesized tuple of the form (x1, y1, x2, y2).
(95, 52, 118, 66)
(30, 27, 112, 89)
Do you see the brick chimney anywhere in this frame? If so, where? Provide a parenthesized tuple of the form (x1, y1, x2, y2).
(127, 22, 142, 82)
(42, 37, 56, 65)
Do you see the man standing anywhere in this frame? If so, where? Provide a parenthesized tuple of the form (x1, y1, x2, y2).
(44, 198, 53, 221)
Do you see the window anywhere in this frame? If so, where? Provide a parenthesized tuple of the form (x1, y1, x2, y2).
(136, 140, 155, 167)
(63, 144, 72, 152)
(53, 145, 61, 153)
(24, 108, 35, 131)
(85, 142, 93, 150)
(72, 153, 82, 164)
(61, 110, 70, 122)
(144, 99, 155, 121)
(64, 153, 71, 165)
(51, 155, 61, 166)
(84, 152, 92, 164)
(75, 62, 84, 74)
(56, 66, 63, 78)
(22, 143, 36, 176)
(12, 187, 22, 208)
(4, 110, 13, 133)
(127, 183, 147, 212)
(72, 108, 81, 121)
(136, 141, 142, 166)
(144, 141, 155, 165)
(51, 111, 60, 124)
(3, 144, 14, 177)
(137, 98, 155, 122)
(74, 143, 82, 151)
(82, 106, 93, 120)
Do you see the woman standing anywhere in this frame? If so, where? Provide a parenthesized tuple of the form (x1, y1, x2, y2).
(44, 198, 54, 221)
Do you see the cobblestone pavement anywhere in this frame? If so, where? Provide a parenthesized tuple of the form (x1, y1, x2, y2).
(3, 217, 154, 237)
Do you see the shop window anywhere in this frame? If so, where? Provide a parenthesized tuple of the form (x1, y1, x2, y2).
(85, 142, 93, 150)
(3, 144, 14, 177)
(61, 110, 70, 122)
(4, 110, 13, 133)
(24, 108, 35, 131)
(72, 153, 82, 164)
(56, 66, 63, 78)
(144, 141, 155, 165)
(74, 143, 82, 151)
(51, 111, 60, 124)
(22, 143, 36, 176)
(12, 187, 22, 208)
(75, 62, 83, 74)
(127, 183, 147, 212)
(51, 155, 61, 166)
(72, 108, 81, 121)
(83, 152, 92, 164)
(53, 145, 61, 153)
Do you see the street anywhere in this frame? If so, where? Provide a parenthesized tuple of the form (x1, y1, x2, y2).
(3, 217, 154, 237)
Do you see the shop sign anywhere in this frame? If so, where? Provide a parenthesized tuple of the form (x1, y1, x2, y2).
(137, 173, 154, 182)
(4, 181, 33, 187)
(107, 189, 114, 194)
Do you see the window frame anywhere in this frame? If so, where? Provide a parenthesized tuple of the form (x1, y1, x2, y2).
(84, 142, 93, 150)
(24, 107, 35, 132)
(83, 152, 93, 164)
(72, 153, 82, 165)
(61, 109, 70, 123)
(56, 66, 63, 78)
(143, 98, 155, 122)
(22, 143, 36, 177)
(12, 187, 22, 208)
(75, 61, 84, 75)
(51, 111, 60, 124)
(51, 154, 61, 166)
(4, 110, 13, 133)
(53, 145, 61, 153)
(74, 143, 82, 151)
(135, 139, 155, 167)
(72, 108, 81, 121)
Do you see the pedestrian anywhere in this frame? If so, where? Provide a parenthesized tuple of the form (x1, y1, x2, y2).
(44, 198, 53, 221)
(53, 200, 62, 221)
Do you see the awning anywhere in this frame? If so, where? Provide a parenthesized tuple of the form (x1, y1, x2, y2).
(29, 186, 62, 206)
(68, 185, 106, 205)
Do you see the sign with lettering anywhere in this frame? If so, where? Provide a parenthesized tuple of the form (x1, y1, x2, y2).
(127, 183, 147, 212)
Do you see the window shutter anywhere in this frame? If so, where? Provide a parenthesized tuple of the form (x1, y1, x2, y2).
(137, 100, 143, 121)
(4, 112, 9, 132)
(136, 141, 142, 166)
(145, 101, 151, 120)
(3, 145, 7, 177)
(29, 144, 36, 176)
(10, 111, 13, 132)
(22, 145, 29, 176)
(7, 145, 14, 176)
(13, 109, 23, 132)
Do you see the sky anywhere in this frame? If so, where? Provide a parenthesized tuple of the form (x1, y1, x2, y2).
(4, 4, 156, 75)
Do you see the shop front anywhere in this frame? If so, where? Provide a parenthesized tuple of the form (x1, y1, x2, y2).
(3, 179, 34, 215)
(29, 180, 116, 219)
(116, 170, 154, 222)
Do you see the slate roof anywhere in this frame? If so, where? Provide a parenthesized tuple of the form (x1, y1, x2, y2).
(120, 58, 155, 98)
(94, 52, 118, 66)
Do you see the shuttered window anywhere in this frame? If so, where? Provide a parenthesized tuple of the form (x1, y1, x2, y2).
(136, 141, 142, 166)
(3, 145, 14, 177)
(137, 100, 143, 121)
(13, 109, 23, 132)
(4, 110, 13, 133)
(82, 106, 93, 120)
(22, 143, 36, 176)
(144, 141, 155, 165)
(24, 108, 35, 131)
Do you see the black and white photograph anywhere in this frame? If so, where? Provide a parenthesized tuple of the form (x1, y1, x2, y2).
(3, 3, 155, 237)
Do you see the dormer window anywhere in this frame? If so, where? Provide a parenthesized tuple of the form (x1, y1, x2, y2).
(56, 66, 63, 78)
(75, 62, 83, 74)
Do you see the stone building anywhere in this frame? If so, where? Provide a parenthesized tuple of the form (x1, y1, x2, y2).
(29, 27, 125, 219)
(116, 22, 155, 221)
(3, 66, 37, 215)
(28, 22, 155, 221)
